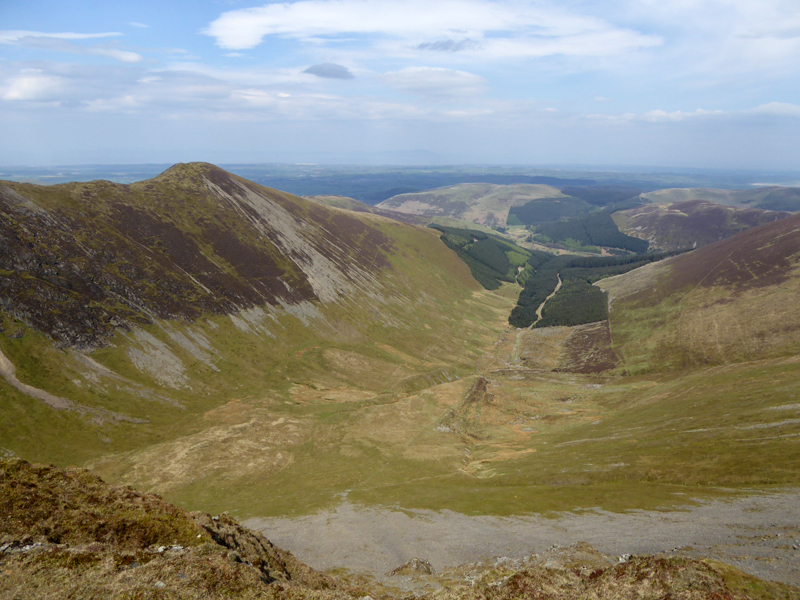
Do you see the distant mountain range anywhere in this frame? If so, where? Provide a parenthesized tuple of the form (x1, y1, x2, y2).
(378, 181, 800, 253)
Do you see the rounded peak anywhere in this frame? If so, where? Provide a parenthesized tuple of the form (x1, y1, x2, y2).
(143, 162, 243, 193)
(156, 162, 230, 179)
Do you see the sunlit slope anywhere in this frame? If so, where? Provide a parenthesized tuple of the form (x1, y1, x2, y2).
(376, 183, 567, 227)
(613, 200, 789, 250)
(598, 213, 800, 374)
(305, 194, 429, 225)
(0, 163, 497, 469)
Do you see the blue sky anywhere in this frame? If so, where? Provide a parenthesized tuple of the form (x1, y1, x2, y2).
(1, 0, 799, 169)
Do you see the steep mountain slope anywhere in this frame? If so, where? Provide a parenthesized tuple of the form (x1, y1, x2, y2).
(0, 163, 510, 479)
(376, 183, 568, 227)
(613, 199, 790, 250)
(598, 213, 800, 373)
(0, 162, 413, 348)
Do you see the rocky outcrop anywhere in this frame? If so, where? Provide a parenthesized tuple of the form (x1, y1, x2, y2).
(0, 458, 349, 598)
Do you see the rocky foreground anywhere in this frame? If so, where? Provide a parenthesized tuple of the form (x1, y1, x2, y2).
(1, 459, 798, 599)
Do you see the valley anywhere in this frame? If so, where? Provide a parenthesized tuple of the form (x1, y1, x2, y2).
(1, 164, 800, 596)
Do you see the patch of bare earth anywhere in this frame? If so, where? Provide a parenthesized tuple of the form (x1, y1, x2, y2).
(555, 321, 620, 374)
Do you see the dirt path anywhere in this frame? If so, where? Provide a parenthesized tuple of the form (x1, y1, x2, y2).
(534, 272, 562, 325)
(247, 489, 800, 587)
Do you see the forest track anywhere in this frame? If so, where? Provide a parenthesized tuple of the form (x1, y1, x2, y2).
(513, 273, 562, 362)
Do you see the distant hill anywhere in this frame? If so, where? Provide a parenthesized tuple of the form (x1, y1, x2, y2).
(598, 213, 800, 373)
(613, 200, 790, 250)
(641, 186, 800, 211)
(376, 183, 569, 227)
(305, 194, 429, 225)
(506, 196, 593, 225)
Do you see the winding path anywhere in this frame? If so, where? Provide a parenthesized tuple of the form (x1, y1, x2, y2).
(533, 272, 562, 326)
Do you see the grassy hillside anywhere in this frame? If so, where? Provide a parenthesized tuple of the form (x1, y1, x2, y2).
(3, 165, 800, 543)
(0, 164, 504, 483)
(598, 213, 800, 373)
(305, 194, 429, 225)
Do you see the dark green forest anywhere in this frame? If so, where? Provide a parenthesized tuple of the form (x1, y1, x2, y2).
(535, 279, 608, 328)
(509, 250, 687, 328)
(507, 197, 592, 225)
(431, 225, 532, 290)
(535, 209, 649, 253)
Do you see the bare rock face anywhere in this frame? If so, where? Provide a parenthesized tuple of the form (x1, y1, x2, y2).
(387, 557, 435, 576)
(192, 511, 334, 588)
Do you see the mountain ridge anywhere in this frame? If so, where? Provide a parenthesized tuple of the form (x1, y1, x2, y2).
(0, 162, 413, 348)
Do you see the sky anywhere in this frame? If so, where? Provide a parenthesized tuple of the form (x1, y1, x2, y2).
(1, 0, 799, 169)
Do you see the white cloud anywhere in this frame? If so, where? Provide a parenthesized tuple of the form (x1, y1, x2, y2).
(382, 66, 486, 98)
(92, 48, 142, 63)
(203, 0, 662, 60)
(642, 108, 723, 122)
(84, 94, 138, 112)
(129, 22, 149, 29)
(0, 31, 142, 63)
(0, 30, 121, 43)
(627, 0, 800, 77)
(1, 71, 64, 101)
(586, 103, 800, 124)
(204, 0, 515, 48)
(749, 102, 800, 117)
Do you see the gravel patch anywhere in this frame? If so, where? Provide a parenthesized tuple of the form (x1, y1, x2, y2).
(247, 489, 800, 587)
